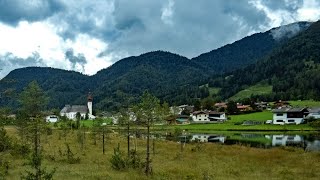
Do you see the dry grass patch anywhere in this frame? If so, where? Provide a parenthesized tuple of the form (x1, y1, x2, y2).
(1, 128, 320, 179)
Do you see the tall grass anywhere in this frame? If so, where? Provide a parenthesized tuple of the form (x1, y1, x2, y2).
(3, 128, 320, 179)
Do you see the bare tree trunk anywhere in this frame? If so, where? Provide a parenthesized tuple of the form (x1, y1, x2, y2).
(127, 122, 130, 157)
(145, 119, 151, 176)
(34, 119, 41, 180)
(102, 126, 105, 154)
(152, 137, 155, 156)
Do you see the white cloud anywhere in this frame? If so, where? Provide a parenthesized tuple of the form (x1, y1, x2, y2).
(0, 20, 111, 76)
(161, 0, 175, 25)
(297, 0, 320, 21)
(249, 0, 320, 29)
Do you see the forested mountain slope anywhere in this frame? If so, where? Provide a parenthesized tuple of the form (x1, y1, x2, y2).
(92, 51, 210, 110)
(192, 22, 311, 74)
(214, 20, 320, 101)
(0, 67, 91, 109)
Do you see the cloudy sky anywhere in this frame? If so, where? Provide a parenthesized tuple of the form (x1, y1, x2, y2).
(0, 0, 320, 78)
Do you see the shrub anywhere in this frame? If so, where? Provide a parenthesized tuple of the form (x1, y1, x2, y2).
(11, 142, 30, 157)
(58, 143, 81, 164)
(309, 120, 320, 129)
(110, 144, 126, 170)
(126, 150, 143, 169)
(0, 159, 9, 178)
(0, 127, 11, 152)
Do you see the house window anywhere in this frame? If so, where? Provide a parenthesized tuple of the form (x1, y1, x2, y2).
(276, 113, 283, 116)
(276, 120, 283, 122)
(288, 120, 295, 123)
(287, 136, 294, 140)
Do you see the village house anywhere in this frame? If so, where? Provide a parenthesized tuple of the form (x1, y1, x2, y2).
(254, 101, 271, 110)
(60, 92, 95, 120)
(175, 115, 190, 124)
(46, 115, 58, 123)
(273, 100, 291, 108)
(237, 104, 252, 112)
(272, 107, 308, 125)
(306, 107, 320, 119)
(191, 111, 227, 123)
(214, 102, 227, 110)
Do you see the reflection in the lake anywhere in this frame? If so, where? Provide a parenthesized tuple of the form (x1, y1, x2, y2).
(121, 130, 320, 151)
(175, 133, 320, 151)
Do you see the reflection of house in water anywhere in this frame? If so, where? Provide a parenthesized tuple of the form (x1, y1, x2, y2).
(267, 135, 304, 146)
(190, 134, 226, 143)
(305, 140, 320, 152)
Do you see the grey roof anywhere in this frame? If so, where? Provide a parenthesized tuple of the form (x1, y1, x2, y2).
(272, 107, 307, 113)
(209, 111, 225, 115)
(60, 105, 88, 114)
(308, 107, 320, 113)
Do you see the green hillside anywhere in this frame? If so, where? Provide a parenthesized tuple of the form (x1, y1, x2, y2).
(229, 83, 272, 101)
(214, 20, 320, 102)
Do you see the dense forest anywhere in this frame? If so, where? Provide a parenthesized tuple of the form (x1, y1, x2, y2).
(192, 22, 311, 74)
(0, 21, 315, 112)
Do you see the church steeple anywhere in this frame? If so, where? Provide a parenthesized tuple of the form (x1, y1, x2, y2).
(87, 92, 93, 115)
(87, 92, 93, 102)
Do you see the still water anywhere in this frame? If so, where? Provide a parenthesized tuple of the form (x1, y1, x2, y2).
(173, 132, 320, 151)
(121, 129, 320, 151)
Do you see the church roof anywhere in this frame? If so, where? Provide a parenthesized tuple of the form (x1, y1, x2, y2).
(60, 105, 88, 114)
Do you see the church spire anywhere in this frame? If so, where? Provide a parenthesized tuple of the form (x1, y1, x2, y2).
(87, 91, 93, 102)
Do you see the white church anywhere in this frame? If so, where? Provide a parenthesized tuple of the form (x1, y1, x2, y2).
(60, 92, 96, 120)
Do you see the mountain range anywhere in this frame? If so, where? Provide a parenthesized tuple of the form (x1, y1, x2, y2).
(0, 21, 317, 112)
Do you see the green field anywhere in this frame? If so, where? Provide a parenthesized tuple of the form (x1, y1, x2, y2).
(208, 87, 221, 96)
(229, 111, 272, 122)
(288, 100, 320, 107)
(157, 111, 316, 132)
(229, 83, 272, 101)
(199, 84, 221, 96)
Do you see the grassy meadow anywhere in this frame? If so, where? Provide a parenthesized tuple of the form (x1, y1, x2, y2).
(2, 127, 320, 180)
(229, 83, 272, 101)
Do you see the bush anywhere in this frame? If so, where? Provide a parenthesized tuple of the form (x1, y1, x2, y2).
(110, 144, 126, 170)
(11, 142, 30, 157)
(58, 143, 81, 164)
(126, 150, 143, 169)
(0, 159, 9, 178)
(309, 120, 320, 129)
(0, 127, 11, 152)
(109, 144, 143, 171)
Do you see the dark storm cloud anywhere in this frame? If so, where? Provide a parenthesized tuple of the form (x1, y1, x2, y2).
(0, 0, 64, 25)
(0, 52, 46, 78)
(65, 49, 87, 72)
(102, 0, 271, 58)
(3, 0, 306, 60)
